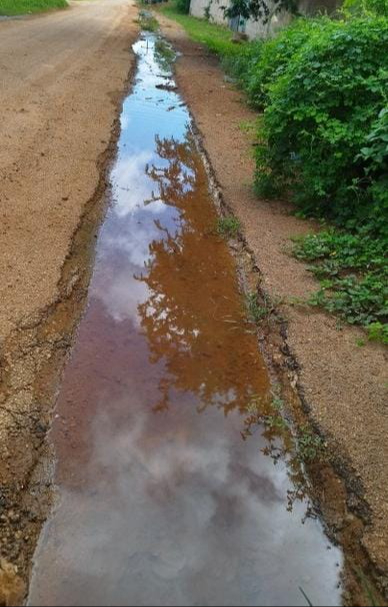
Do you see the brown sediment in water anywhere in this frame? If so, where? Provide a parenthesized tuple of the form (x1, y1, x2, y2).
(155, 11, 388, 605)
(28, 34, 343, 607)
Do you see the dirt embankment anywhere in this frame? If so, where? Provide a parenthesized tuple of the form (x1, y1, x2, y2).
(158, 14, 388, 602)
(0, 0, 138, 603)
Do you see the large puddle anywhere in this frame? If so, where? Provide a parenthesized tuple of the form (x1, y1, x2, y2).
(28, 34, 343, 606)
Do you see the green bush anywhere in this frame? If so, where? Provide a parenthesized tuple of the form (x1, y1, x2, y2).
(343, 0, 388, 16)
(175, 0, 190, 13)
(245, 19, 329, 109)
(358, 107, 388, 237)
(221, 40, 263, 89)
(255, 17, 388, 235)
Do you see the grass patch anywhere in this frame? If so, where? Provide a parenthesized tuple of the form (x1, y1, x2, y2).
(0, 0, 67, 15)
(155, 2, 242, 56)
(216, 216, 240, 238)
(293, 229, 388, 344)
(246, 291, 273, 323)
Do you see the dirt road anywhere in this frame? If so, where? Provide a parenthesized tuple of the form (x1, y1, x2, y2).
(0, 1, 138, 602)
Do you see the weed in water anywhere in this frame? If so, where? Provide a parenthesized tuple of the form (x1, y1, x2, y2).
(154, 38, 175, 70)
(245, 394, 287, 432)
(272, 395, 284, 411)
(357, 568, 382, 607)
(264, 395, 288, 431)
(297, 426, 325, 462)
(216, 216, 240, 238)
(265, 413, 287, 431)
(138, 10, 159, 32)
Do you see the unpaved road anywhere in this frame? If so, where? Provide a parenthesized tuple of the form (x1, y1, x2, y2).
(0, 0, 138, 603)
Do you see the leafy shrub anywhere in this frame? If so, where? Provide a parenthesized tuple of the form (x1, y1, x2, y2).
(255, 17, 388, 234)
(294, 228, 388, 341)
(221, 40, 263, 89)
(358, 107, 388, 237)
(175, 0, 190, 14)
(221, 19, 327, 108)
(245, 18, 329, 109)
(343, 0, 388, 16)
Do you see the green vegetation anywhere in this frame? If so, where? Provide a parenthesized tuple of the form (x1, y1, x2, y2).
(246, 291, 271, 322)
(216, 216, 241, 237)
(154, 37, 175, 70)
(264, 395, 288, 431)
(162, 1, 388, 343)
(254, 18, 388, 228)
(293, 230, 388, 343)
(138, 10, 159, 31)
(0, 0, 67, 14)
(157, 3, 242, 55)
(245, 393, 288, 432)
(343, 0, 388, 16)
(245, 392, 325, 463)
(297, 426, 326, 462)
(175, 0, 190, 13)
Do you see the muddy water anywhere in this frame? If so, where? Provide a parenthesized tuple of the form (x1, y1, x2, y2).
(28, 34, 342, 607)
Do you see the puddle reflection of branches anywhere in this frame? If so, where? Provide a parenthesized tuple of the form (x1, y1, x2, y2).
(136, 129, 270, 416)
(136, 129, 312, 515)
(242, 393, 310, 513)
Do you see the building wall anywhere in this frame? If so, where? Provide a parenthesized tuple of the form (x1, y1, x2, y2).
(190, 0, 339, 39)
(190, 0, 229, 24)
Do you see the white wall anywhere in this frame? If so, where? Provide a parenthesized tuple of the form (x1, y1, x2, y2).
(189, 0, 338, 39)
(190, 0, 229, 24)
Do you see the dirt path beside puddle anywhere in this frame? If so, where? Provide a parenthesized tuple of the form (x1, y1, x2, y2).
(0, 0, 138, 603)
(157, 14, 388, 602)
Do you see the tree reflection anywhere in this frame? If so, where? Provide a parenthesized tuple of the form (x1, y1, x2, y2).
(136, 129, 269, 414)
(135, 127, 309, 512)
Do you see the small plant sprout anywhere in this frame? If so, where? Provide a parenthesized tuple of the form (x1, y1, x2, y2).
(246, 291, 272, 323)
(216, 216, 241, 238)
(297, 426, 326, 462)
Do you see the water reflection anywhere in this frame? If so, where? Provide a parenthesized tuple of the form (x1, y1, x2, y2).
(135, 131, 266, 414)
(28, 34, 343, 607)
